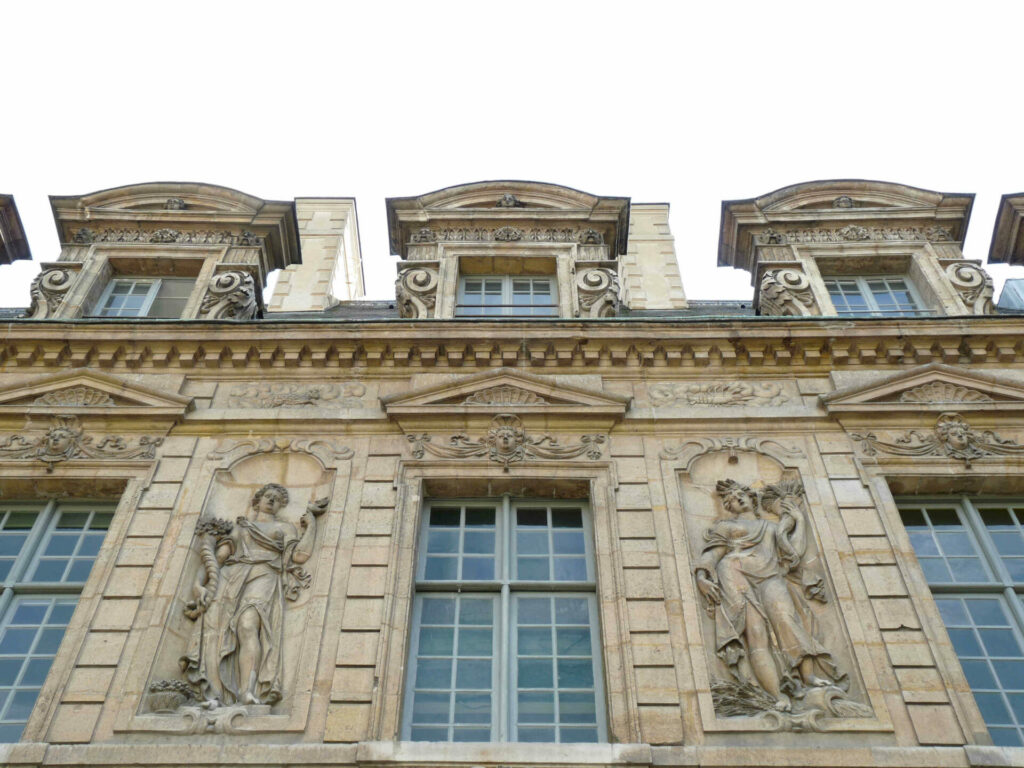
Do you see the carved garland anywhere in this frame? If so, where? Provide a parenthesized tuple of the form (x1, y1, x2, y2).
(227, 381, 366, 408)
(396, 267, 438, 319)
(946, 262, 995, 315)
(851, 412, 1024, 468)
(575, 268, 619, 318)
(0, 415, 162, 471)
(408, 413, 605, 470)
(199, 271, 259, 320)
(71, 228, 264, 246)
(755, 225, 952, 245)
(26, 268, 78, 319)
(759, 269, 818, 317)
(408, 227, 604, 245)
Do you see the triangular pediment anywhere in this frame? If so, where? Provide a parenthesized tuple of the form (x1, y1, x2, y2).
(822, 364, 1024, 415)
(382, 369, 629, 430)
(0, 370, 193, 421)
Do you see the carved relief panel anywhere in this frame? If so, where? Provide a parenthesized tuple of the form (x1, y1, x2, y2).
(659, 439, 888, 734)
(123, 439, 352, 735)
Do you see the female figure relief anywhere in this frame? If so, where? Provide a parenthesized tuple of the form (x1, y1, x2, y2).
(694, 478, 853, 717)
(180, 483, 324, 707)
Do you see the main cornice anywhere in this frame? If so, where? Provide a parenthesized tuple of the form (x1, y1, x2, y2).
(1, 317, 1020, 371)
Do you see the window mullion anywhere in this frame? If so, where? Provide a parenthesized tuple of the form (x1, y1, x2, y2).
(499, 494, 511, 741)
(962, 496, 1011, 585)
(9, 501, 55, 586)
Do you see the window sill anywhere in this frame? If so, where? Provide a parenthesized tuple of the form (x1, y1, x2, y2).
(356, 741, 652, 765)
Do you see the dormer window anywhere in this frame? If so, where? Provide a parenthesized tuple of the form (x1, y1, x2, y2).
(822, 275, 927, 318)
(456, 276, 558, 318)
(94, 277, 195, 318)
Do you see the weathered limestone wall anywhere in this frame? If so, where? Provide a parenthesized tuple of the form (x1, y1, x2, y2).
(620, 204, 687, 310)
(1, 335, 1019, 767)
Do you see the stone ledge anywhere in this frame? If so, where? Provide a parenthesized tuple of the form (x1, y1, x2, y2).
(356, 741, 652, 766)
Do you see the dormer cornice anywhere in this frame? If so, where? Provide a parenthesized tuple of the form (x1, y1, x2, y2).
(50, 181, 301, 273)
(718, 179, 975, 275)
(386, 180, 630, 258)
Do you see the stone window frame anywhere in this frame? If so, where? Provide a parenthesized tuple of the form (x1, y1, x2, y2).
(454, 275, 560, 318)
(91, 276, 198, 319)
(373, 460, 638, 746)
(432, 242, 577, 320)
(0, 499, 117, 741)
(821, 275, 930, 318)
(895, 494, 1024, 747)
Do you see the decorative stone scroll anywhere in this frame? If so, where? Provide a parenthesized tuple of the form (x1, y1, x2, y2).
(575, 267, 619, 318)
(759, 269, 818, 317)
(946, 262, 995, 314)
(695, 478, 871, 730)
(198, 271, 259, 320)
(851, 412, 1024, 468)
(227, 381, 365, 409)
(0, 415, 162, 470)
(649, 381, 789, 408)
(25, 267, 78, 319)
(408, 413, 605, 470)
(396, 267, 438, 319)
(148, 485, 328, 721)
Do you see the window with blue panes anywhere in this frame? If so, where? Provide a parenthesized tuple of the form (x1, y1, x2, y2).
(404, 498, 605, 743)
(899, 498, 1024, 747)
(0, 501, 114, 741)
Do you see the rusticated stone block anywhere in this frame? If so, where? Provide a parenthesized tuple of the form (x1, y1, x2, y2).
(638, 704, 683, 744)
(47, 703, 101, 743)
(907, 704, 964, 745)
(324, 702, 372, 742)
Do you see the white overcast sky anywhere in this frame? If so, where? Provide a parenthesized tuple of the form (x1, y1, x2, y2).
(3, 1, 1024, 308)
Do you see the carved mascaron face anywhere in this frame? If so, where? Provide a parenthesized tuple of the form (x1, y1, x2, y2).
(488, 421, 524, 459)
(43, 426, 78, 457)
(937, 418, 971, 451)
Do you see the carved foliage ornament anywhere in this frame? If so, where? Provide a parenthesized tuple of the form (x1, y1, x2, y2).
(759, 269, 818, 317)
(946, 262, 995, 314)
(575, 268, 619, 318)
(852, 412, 1024, 468)
(754, 225, 952, 245)
(396, 267, 438, 319)
(71, 228, 264, 246)
(227, 381, 366, 409)
(33, 386, 115, 407)
(0, 415, 161, 470)
(199, 271, 259, 320)
(407, 227, 604, 245)
(26, 268, 78, 319)
(408, 413, 605, 470)
(650, 381, 789, 408)
(695, 478, 871, 729)
(463, 385, 546, 406)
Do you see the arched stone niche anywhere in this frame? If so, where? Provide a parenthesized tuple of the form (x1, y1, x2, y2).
(139, 448, 340, 733)
(678, 445, 872, 732)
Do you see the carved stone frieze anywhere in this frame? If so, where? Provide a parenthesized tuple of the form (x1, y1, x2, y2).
(649, 381, 789, 407)
(463, 385, 546, 406)
(396, 267, 438, 319)
(754, 225, 953, 245)
(759, 269, 818, 317)
(493, 226, 523, 242)
(33, 386, 115, 407)
(408, 413, 605, 470)
(695, 478, 871, 729)
(26, 267, 78, 319)
(946, 262, 995, 314)
(851, 412, 1024, 468)
(897, 382, 993, 404)
(150, 486, 328, 718)
(69, 228, 264, 246)
(0, 415, 162, 470)
(408, 227, 603, 245)
(198, 271, 259, 320)
(227, 381, 365, 408)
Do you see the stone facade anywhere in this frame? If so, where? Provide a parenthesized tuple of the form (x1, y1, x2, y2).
(0, 180, 1020, 768)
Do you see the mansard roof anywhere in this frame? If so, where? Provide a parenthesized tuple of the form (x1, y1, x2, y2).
(718, 179, 975, 273)
(49, 181, 302, 272)
(386, 180, 630, 258)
